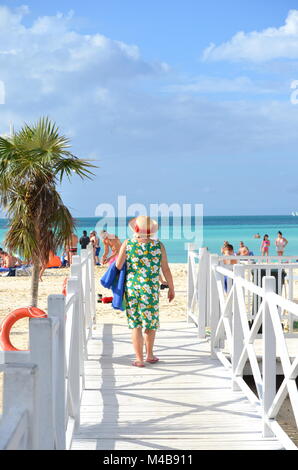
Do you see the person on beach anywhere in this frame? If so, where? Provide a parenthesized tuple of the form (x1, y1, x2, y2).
(221, 241, 229, 254)
(79, 230, 90, 250)
(275, 231, 288, 256)
(116, 216, 175, 367)
(237, 241, 249, 256)
(66, 232, 78, 265)
(100, 230, 122, 265)
(0, 251, 19, 268)
(254, 233, 260, 239)
(61, 251, 68, 267)
(222, 244, 237, 265)
(0, 251, 21, 276)
(261, 234, 270, 256)
(90, 231, 101, 265)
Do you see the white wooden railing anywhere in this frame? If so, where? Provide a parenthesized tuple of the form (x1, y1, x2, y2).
(187, 245, 298, 335)
(187, 245, 298, 450)
(0, 244, 96, 450)
(187, 246, 210, 338)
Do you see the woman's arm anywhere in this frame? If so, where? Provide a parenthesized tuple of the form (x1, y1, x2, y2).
(160, 242, 175, 302)
(101, 239, 110, 264)
(115, 240, 128, 270)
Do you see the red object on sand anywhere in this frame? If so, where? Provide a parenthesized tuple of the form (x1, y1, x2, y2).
(101, 296, 113, 303)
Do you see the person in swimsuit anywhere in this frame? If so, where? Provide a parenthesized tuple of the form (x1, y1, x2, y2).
(116, 216, 175, 368)
(66, 232, 78, 265)
(237, 241, 249, 256)
(0, 251, 20, 277)
(1, 252, 19, 268)
(100, 230, 122, 265)
(90, 231, 101, 265)
(222, 244, 237, 265)
(275, 231, 288, 256)
(261, 234, 270, 256)
(221, 241, 229, 254)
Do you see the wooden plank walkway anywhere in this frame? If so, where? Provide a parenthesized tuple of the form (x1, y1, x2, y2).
(71, 321, 283, 450)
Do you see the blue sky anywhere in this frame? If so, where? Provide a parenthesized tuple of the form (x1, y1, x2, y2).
(1, 1, 298, 216)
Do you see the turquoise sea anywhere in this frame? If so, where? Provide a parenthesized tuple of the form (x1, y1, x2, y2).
(0, 215, 297, 263)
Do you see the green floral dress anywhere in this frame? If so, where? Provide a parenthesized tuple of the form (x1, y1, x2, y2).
(125, 238, 162, 330)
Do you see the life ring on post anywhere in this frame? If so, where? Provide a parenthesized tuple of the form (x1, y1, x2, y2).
(0, 307, 47, 351)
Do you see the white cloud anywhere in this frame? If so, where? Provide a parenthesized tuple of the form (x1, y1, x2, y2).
(0, 5, 167, 111)
(202, 9, 298, 62)
(165, 75, 280, 94)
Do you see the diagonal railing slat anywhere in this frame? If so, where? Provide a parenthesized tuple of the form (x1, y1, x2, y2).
(209, 255, 298, 450)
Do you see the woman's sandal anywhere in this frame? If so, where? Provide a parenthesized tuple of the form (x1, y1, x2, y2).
(146, 357, 159, 364)
(132, 361, 145, 367)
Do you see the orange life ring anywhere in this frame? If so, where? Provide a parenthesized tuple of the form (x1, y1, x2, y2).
(62, 277, 68, 296)
(0, 307, 47, 351)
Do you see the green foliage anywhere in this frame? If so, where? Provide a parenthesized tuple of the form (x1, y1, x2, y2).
(0, 116, 96, 264)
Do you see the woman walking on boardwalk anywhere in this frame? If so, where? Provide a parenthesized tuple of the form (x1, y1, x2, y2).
(116, 216, 175, 367)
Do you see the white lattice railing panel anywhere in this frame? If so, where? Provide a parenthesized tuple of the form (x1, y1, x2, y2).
(210, 259, 298, 450)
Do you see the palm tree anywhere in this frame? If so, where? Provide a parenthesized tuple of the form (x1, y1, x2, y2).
(0, 117, 96, 306)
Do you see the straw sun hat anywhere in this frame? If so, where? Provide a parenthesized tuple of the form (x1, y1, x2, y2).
(128, 216, 158, 237)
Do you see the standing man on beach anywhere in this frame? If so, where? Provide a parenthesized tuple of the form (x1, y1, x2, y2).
(79, 230, 90, 250)
(90, 231, 101, 265)
(100, 230, 122, 265)
(237, 241, 249, 256)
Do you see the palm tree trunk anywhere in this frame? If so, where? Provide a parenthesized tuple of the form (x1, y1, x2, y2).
(31, 260, 40, 307)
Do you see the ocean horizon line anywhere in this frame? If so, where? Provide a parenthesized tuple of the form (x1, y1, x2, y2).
(0, 214, 296, 221)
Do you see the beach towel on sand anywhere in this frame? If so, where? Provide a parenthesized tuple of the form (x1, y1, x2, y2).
(100, 261, 126, 311)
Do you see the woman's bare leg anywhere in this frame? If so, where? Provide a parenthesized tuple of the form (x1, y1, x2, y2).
(144, 329, 157, 360)
(131, 327, 144, 364)
(39, 265, 46, 281)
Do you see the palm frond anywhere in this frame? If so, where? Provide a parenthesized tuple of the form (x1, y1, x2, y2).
(0, 116, 97, 280)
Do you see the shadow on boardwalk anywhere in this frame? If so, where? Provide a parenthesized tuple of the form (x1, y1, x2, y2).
(72, 322, 283, 450)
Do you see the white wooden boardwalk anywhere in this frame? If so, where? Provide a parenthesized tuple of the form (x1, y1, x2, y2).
(71, 321, 283, 450)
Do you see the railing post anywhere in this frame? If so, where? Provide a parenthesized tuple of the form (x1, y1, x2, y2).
(71, 255, 87, 363)
(187, 245, 195, 323)
(88, 244, 96, 323)
(210, 254, 219, 358)
(2, 363, 38, 449)
(198, 247, 208, 338)
(232, 265, 245, 391)
(262, 276, 276, 438)
(47, 294, 66, 450)
(205, 251, 211, 327)
(81, 249, 92, 334)
(66, 277, 81, 430)
(29, 316, 56, 449)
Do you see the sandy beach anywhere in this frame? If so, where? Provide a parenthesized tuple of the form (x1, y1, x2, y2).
(0, 262, 297, 445)
(0, 263, 187, 350)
